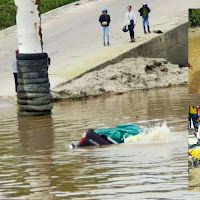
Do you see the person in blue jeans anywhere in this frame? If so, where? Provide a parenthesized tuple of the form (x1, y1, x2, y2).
(138, 2, 151, 34)
(99, 8, 111, 46)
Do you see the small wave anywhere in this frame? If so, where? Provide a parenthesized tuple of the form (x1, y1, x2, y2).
(125, 121, 174, 144)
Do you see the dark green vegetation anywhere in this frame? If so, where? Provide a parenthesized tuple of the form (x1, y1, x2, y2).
(40, 0, 79, 14)
(0, 0, 79, 30)
(0, 0, 16, 29)
(189, 9, 200, 27)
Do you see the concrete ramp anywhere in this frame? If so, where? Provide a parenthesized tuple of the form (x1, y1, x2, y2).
(129, 23, 188, 66)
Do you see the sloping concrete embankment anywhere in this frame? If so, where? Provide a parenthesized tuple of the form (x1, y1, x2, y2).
(129, 22, 188, 66)
(100, 22, 188, 68)
(53, 23, 188, 99)
(56, 22, 188, 88)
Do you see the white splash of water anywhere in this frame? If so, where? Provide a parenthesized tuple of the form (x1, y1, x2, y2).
(125, 121, 172, 144)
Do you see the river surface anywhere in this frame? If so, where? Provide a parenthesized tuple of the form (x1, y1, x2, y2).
(189, 33, 200, 94)
(0, 86, 200, 200)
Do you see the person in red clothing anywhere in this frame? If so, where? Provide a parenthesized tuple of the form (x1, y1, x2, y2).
(197, 106, 200, 118)
(189, 63, 193, 70)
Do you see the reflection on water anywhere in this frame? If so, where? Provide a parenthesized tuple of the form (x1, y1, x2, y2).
(18, 116, 54, 199)
(189, 36, 200, 94)
(0, 86, 200, 199)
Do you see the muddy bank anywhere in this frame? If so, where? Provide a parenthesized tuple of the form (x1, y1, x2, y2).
(188, 27, 200, 94)
(52, 58, 188, 99)
(189, 166, 200, 192)
(189, 27, 200, 38)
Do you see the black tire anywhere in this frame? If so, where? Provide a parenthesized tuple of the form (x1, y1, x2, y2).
(34, 94, 52, 101)
(17, 83, 50, 93)
(17, 59, 48, 67)
(18, 78, 49, 85)
(18, 99, 51, 106)
(18, 72, 48, 79)
(19, 104, 53, 112)
(17, 53, 48, 60)
(18, 111, 51, 116)
(17, 66, 48, 73)
(18, 83, 49, 89)
(17, 92, 50, 100)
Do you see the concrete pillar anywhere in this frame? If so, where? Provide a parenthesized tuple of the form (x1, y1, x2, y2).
(15, 0, 43, 53)
(14, 0, 53, 116)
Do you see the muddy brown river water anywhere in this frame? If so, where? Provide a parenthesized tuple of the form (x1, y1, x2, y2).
(0, 86, 200, 199)
(189, 33, 200, 94)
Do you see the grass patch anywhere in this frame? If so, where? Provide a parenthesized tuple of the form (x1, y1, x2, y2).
(189, 9, 200, 27)
(0, 0, 79, 30)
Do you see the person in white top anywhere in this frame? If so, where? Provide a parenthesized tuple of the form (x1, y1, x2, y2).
(125, 5, 137, 43)
(12, 49, 19, 92)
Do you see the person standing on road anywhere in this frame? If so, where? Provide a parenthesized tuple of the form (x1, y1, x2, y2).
(138, 2, 151, 34)
(99, 8, 111, 46)
(12, 49, 19, 92)
(189, 106, 198, 129)
(125, 5, 137, 43)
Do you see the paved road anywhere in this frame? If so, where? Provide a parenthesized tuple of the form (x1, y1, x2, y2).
(0, 0, 199, 97)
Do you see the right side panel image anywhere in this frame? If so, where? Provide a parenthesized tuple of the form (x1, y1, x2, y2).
(189, 9, 200, 94)
(188, 106, 200, 191)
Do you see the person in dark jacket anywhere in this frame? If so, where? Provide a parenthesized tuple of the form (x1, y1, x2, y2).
(138, 2, 151, 34)
(99, 8, 111, 46)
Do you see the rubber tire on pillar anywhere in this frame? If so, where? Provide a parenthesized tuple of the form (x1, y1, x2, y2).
(18, 78, 49, 85)
(18, 99, 51, 106)
(18, 83, 49, 90)
(17, 53, 52, 115)
(33, 94, 52, 101)
(17, 60, 48, 67)
(18, 72, 48, 79)
(18, 87, 50, 93)
(17, 66, 48, 73)
(17, 92, 51, 100)
(17, 53, 48, 60)
(17, 85, 50, 93)
(18, 111, 51, 116)
(19, 104, 53, 112)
